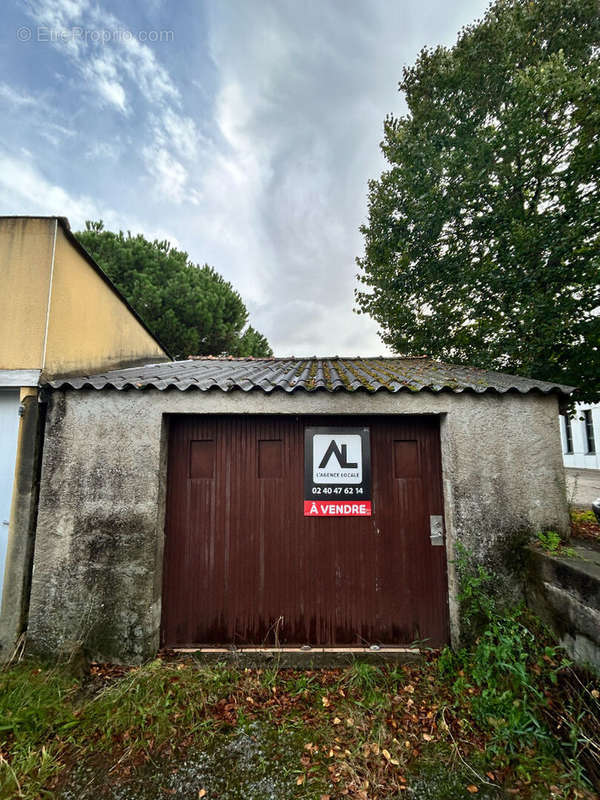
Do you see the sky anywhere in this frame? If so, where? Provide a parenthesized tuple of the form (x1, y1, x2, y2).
(1, 0, 490, 356)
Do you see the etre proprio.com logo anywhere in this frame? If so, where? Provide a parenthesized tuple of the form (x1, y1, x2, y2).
(16, 25, 174, 44)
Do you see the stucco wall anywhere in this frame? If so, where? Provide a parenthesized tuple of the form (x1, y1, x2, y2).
(26, 388, 569, 663)
(0, 217, 168, 375)
(0, 218, 53, 370)
(44, 226, 168, 376)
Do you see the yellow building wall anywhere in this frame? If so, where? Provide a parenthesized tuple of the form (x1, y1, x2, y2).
(0, 218, 54, 370)
(43, 225, 168, 376)
(0, 216, 169, 377)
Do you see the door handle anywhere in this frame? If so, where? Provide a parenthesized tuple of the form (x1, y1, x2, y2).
(430, 515, 444, 546)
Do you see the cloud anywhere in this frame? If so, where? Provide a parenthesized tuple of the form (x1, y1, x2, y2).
(81, 54, 127, 112)
(23, 0, 193, 198)
(0, 150, 181, 245)
(0, 150, 104, 222)
(0, 83, 37, 106)
(142, 146, 190, 204)
(186, 0, 491, 355)
(7, 0, 491, 356)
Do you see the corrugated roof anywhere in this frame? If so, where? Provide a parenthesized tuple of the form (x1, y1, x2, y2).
(47, 357, 575, 396)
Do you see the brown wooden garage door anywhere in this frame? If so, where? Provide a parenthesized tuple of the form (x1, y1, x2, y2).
(161, 415, 449, 648)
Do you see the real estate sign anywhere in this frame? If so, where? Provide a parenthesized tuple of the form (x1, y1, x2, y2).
(304, 427, 371, 516)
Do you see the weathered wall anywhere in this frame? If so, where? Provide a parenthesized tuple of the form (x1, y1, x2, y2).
(26, 388, 569, 663)
(527, 544, 600, 673)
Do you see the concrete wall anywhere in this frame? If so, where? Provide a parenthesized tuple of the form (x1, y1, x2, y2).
(0, 216, 170, 661)
(26, 387, 569, 663)
(527, 544, 600, 673)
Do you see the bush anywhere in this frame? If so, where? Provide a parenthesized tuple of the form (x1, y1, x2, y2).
(441, 549, 597, 787)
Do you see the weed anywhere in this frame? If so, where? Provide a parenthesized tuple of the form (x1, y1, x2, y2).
(386, 665, 406, 690)
(537, 529, 561, 552)
(443, 549, 597, 791)
(571, 509, 596, 525)
(342, 661, 383, 694)
(285, 673, 317, 697)
(537, 530, 576, 557)
(259, 665, 280, 690)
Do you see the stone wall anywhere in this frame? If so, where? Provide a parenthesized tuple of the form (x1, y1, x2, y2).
(527, 544, 600, 673)
(26, 387, 569, 663)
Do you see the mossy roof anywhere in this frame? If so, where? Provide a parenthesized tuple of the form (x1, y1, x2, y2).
(49, 356, 574, 396)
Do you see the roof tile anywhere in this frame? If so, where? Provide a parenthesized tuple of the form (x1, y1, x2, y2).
(47, 357, 575, 397)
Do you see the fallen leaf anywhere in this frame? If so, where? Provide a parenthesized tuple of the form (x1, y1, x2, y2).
(467, 785, 479, 794)
(296, 775, 305, 786)
(382, 749, 392, 761)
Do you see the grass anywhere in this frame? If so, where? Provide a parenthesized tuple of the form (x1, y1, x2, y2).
(0, 651, 598, 800)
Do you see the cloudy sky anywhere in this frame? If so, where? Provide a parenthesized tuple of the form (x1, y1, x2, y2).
(1, 0, 489, 356)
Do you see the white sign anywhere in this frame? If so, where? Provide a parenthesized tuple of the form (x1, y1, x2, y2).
(312, 434, 362, 484)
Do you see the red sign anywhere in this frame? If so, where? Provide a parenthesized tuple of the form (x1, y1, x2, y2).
(303, 500, 372, 517)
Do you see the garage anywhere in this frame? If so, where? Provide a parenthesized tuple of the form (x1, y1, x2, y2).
(25, 356, 572, 663)
(161, 413, 449, 649)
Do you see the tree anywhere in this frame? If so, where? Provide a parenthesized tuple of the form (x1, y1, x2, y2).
(77, 222, 273, 359)
(356, 0, 600, 402)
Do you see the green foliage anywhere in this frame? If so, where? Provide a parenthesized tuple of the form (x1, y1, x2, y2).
(537, 530, 576, 556)
(571, 509, 596, 524)
(536, 529, 562, 552)
(342, 662, 383, 693)
(440, 552, 593, 785)
(1, 655, 592, 798)
(357, 0, 600, 402)
(285, 673, 317, 697)
(0, 663, 78, 739)
(454, 548, 498, 643)
(76, 221, 273, 359)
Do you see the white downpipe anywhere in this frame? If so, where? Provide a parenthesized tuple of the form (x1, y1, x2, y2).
(41, 218, 58, 371)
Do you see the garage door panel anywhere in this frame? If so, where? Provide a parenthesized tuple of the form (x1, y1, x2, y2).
(162, 415, 449, 648)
